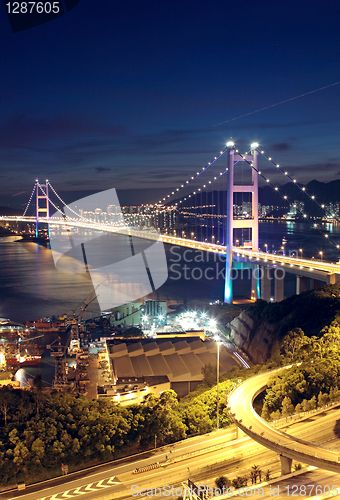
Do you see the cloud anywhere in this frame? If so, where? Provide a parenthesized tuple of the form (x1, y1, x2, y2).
(95, 167, 111, 173)
(0, 114, 127, 148)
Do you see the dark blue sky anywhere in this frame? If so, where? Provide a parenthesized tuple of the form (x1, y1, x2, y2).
(1, 0, 340, 207)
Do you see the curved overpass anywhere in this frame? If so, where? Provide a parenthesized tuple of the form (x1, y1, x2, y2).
(228, 367, 340, 474)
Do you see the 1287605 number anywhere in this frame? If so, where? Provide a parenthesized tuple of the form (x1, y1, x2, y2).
(285, 485, 339, 496)
(6, 2, 60, 14)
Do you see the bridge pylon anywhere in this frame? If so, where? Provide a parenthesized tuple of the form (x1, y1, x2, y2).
(35, 179, 50, 238)
(224, 143, 260, 304)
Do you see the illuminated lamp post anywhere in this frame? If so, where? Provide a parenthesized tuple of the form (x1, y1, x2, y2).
(215, 337, 221, 430)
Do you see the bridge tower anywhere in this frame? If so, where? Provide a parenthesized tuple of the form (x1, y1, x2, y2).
(35, 179, 50, 238)
(224, 143, 260, 304)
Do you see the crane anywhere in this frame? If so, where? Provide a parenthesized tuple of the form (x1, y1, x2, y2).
(47, 335, 70, 389)
(47, 291, 98, 389)
(67, 290, 97, 355)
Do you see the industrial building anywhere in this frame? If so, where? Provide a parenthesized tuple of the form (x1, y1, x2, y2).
(106, 337, 239, 399)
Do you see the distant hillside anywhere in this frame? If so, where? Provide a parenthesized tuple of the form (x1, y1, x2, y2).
(228, 285, 340, 363)
(0, 206, 22, 216)
(171, 179, 340, 215)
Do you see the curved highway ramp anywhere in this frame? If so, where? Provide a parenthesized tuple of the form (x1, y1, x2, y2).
(228, 367, 340, 475)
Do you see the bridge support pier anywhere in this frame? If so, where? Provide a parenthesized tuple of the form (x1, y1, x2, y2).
(328, 274, 340, 285)
(274, 268, 284, 302)
(251, 264, 260, 301)
(235, 426, 246, 439)
(310, 279, 323, 290)
(296, 275, 308, 294)
(279, 455, 292, 475)
(260, 267, 272, 301)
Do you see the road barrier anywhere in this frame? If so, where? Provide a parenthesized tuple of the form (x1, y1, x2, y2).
(133, 462, 160, 474)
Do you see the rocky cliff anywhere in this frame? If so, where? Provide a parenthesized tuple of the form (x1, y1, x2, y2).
(228, 311, 277, 364)
(228, 285, 340, 364)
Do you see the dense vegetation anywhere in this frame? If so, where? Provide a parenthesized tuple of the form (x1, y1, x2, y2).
(0, 376, 237, 486)
(3, 285, 340, 487)
(261, 317, 340, 420)
(247, 284, 340, 339)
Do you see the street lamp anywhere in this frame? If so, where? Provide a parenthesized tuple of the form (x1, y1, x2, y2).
(215, 337, 220, 430)
(264, 243, 268, 253)
(319, 251, 323, 262)
(299, 248, 303, 259)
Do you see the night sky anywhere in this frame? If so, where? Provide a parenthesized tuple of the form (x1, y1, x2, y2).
(1, 0, 340, 208)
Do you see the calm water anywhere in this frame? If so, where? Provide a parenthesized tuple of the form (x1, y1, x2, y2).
(1, 221, 340, 324)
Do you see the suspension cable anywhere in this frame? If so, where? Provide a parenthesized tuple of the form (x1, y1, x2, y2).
(158, 146, 231, 204)
(23, 183, 37, 216)
(48, 182, 85, 219)
(258, 149, 340, 224)
(237, 150, 340, 252)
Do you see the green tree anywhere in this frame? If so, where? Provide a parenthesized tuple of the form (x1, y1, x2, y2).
(309, 395, 317, 410)
(215, 476, 231, 490)
(251, 464, 262, 484)
(31, 438, 45, 464)
(232, 476, 248, 488)
(329, 386, 338, 402)
(270, 410, 281, 421)
(281, 328, 308, 360)
(317, 392, 329, 408)
(261, 402, 270, 421)
(301, 399, 310, 413)
(295, 403, 302, 415)
(201, 363, 217, 387)
(281, 397, 294, 419)
(270, 340, 282, 364)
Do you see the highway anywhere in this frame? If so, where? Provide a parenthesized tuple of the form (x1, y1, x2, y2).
(2, 406, 340, 500)
(228, 367, 340, 474)
(2, 215, 340, 280)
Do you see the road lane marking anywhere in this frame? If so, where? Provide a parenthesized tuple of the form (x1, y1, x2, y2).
(96, 479, 111, 488)
(72, 487, 87, 495)
(84, 483, 97, 491)
(107, 476, 121, 485)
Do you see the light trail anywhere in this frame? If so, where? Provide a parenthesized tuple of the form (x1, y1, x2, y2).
(214, 81, 340, 126)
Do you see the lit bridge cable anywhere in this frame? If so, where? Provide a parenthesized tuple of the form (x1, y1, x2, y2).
(258, 149, 340, 225)
(237, 150, 340, 252)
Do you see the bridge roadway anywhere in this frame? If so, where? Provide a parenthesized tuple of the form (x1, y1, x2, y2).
(2, 215, 340, 283)
(228, 366, 340, 475)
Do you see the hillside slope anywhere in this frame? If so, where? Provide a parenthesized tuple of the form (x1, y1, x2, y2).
(228, 285, 340, 363)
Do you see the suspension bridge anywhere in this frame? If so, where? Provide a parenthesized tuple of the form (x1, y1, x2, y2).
(1, 142, 340, 305)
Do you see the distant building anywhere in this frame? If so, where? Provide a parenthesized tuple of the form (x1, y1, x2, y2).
(109, 300, 167, 327)
(289, 200, 304, 216)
